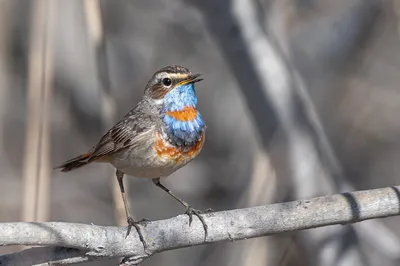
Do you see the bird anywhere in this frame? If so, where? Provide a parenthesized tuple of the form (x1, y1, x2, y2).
(55, 65, 208, 244)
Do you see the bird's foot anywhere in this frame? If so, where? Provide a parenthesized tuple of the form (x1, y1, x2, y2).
(185, 206, 208, 240)
(137, 218, 151, 224)
(126, 216, 148, 250)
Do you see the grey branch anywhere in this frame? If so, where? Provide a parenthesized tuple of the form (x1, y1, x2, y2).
(1, 186, 400, 265)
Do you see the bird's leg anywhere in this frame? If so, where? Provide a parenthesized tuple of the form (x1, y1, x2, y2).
(152, 177, 208, 239)
(116, 170, 147, 247)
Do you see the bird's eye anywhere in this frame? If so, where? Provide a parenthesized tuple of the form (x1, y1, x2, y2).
(162, 78, 172, 87)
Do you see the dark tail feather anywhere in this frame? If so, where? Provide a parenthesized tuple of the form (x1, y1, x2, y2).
(55, 152, 93, 172)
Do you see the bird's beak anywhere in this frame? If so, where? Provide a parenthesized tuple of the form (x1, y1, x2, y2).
(178, 73, 203, 86)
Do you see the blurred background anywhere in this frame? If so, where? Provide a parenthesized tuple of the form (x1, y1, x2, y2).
(1, 0, 400, 265)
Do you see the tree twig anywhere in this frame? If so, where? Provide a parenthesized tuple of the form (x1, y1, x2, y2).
(82, 0, 127, 227)
(22, 0, 55, 224)
(1, 186, 399, 265)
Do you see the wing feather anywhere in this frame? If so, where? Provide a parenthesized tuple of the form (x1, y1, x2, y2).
(87, 104, 156, 161)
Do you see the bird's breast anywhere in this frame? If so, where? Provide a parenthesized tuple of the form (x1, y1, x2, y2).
(154, 131, 205, 164)
(165, 106, 198, 121)
(162, 106, 205, 147)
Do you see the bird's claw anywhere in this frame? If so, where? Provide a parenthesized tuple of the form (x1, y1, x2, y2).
(185, 206, 208, 240)
(126, 216, 138, 236)
(126, 216, 148, 250)
(185, 206, 204, 226)
(137, 218, 150, 225)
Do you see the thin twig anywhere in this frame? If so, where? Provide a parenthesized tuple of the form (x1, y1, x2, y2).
(1, 186, 399, 265)
(21, 0, 55, 223)
(82, 0, 127, 226)
(0, 0, 10, 168)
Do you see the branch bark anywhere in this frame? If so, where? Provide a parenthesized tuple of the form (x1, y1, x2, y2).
(1, 186, 399, 265)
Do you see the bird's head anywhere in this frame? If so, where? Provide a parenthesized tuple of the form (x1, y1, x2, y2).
(144, 65, 205, 146)
(144, 65, 202, 110)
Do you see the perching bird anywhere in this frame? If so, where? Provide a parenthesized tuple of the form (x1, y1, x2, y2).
(55, 65, 208, 243)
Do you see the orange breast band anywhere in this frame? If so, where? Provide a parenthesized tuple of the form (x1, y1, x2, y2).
(154, 134, 182, 160)
(154, 132, 205, 162)
(166, 106, 197, 121)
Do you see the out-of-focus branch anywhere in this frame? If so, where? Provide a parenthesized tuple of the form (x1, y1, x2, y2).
(265, 1, 400, 264)
(83, 0, 127, 226)
(193, 0, 393, 265)
(1, 186, 400, 265)
(0, 0, 10, 168)
(21, 0, 56, 223)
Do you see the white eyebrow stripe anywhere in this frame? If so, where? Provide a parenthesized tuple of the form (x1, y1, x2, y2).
(168, 73, 190, 79)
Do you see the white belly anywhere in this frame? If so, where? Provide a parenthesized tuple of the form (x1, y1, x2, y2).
(108, 144, 189, 178)
(107, 129, 204, 178)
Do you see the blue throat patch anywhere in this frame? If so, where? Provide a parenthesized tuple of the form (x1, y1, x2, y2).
(162, 83, 204, 147)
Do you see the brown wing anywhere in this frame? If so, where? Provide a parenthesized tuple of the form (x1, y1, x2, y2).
(55, 121, 154, 172)
(87, 114, 155, 162)
(56, 99, 157, 172)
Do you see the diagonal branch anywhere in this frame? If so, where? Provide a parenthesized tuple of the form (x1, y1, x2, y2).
(1, 186, 400, 265)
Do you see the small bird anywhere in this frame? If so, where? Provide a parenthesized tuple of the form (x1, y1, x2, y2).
(56, 65, 208, 243)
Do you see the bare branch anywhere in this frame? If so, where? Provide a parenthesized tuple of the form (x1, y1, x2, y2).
(22, 0, 56, 224)
(0, 186, 399, 265)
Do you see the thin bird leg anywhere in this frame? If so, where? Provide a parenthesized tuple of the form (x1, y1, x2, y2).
(116, 170, 147, 248)
(152, 177, 208, 239)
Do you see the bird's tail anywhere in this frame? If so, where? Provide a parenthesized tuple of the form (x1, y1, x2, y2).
(54, 152, 93, 172)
